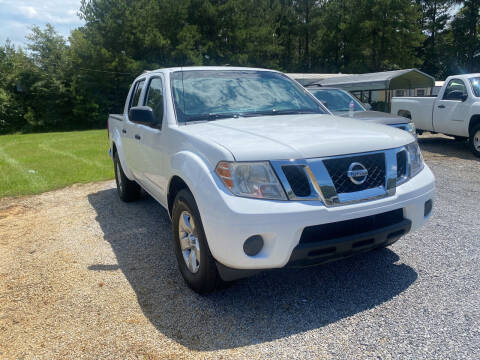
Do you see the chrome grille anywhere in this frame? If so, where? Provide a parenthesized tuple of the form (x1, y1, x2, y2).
(322, 153, 386, 193)
(271, 147, 405, 206)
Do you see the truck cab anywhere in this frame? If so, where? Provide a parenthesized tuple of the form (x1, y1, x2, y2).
(391, 73, 480, 156)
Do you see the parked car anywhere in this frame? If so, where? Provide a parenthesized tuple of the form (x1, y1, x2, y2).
(306, 86, 416, 136)
(108, 66, 435, 293)
(391, 73, 480, 157)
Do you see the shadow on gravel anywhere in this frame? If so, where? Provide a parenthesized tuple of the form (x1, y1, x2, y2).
(418, 135, 479, 161)
(88, 188, 418, 351)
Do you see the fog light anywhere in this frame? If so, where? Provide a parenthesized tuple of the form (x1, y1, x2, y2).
(243, 235, 264, 256)
(424, 199, 433, 217)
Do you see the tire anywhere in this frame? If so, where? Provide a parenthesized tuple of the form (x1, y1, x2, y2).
(172, 189, 220, 294)
(469, 124, 480, 157)
(113, 152, 141, 202)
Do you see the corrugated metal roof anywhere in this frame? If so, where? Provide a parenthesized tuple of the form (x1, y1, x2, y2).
(312, 68, 435, 90)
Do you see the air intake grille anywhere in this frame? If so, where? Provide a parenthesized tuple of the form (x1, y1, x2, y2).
(281, 165, 311, 197)
(323, 153, 386, 193)
(300, 208, 404, 244)
(396, 150, 407, 179)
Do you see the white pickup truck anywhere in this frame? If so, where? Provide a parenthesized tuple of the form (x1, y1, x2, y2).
(391, 73, 480, 156)
(108, 66, 435, 293)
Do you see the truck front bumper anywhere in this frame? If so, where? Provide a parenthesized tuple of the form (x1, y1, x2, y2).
(199, 165, 435, 274)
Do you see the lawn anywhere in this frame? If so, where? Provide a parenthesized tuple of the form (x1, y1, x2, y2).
(0, 129, 114, 197)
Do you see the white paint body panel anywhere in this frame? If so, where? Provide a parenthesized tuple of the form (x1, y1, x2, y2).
(108, 66, 435, 270)
(391, 73, 480, 137)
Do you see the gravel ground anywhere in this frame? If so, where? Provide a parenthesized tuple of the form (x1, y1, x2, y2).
(0, 134, 479, 359)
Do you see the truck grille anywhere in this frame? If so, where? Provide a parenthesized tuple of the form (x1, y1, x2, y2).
(323, 153, 386, 193)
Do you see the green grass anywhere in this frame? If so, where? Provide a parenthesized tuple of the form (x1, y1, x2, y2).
(0, 129, 114, 197)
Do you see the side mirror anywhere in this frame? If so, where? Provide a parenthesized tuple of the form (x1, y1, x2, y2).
(320, 100, 329, 108)
(462, 94, 468, 102)
(364, 103, 372, 110)
(129, 106, 155, 125)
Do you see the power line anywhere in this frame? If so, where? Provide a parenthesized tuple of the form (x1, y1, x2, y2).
(78, 68, 132, 75)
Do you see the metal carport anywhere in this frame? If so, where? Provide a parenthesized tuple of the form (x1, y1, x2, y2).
(290, 69, 435, 112)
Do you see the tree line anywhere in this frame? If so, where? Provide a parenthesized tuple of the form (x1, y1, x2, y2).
(0, 0, 479, 134)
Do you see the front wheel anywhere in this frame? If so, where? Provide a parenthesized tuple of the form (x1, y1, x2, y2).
(469, 124, 480, 157)
(172, 189, 220, 294)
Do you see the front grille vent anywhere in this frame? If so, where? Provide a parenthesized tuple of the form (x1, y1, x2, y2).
(281, 165, 311, 197)
(323, 153, 386, 194)
(396, 150, 407, 179)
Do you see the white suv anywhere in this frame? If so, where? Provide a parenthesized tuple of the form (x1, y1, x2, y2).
(108, 67, 435, 293)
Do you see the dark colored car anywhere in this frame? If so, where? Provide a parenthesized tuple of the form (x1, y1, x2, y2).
(307, 86, 416, 135)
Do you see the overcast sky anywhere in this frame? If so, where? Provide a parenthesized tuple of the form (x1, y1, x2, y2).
(0, 0, 84, 48)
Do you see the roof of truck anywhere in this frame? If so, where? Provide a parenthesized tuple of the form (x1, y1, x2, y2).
(445, 73, 480, 80)
(135, 66, 281, 81)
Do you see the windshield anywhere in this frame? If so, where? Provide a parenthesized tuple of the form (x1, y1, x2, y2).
(310, 89, 365, 112)
(170, 70, 326, 122)
(469, 77, 480, 97)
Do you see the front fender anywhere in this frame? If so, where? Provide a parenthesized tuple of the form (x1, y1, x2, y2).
(169, 151, 233, 260)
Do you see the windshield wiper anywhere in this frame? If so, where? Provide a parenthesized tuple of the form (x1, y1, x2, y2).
(186, 112, 245, 122)
(185, 109, 320, 122)
(242, 109, 319, 116)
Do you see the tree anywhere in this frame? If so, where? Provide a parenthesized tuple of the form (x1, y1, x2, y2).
(449, 1, 480, 73)
(417, 0, 454, 77)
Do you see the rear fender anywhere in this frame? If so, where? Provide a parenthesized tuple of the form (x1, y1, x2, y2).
(111, 127, 134, 180)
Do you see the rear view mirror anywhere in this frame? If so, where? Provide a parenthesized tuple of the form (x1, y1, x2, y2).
(129, 106, 155, 124)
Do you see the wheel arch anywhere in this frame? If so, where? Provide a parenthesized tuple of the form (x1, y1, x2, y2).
(397, 110, 412, 119)
(469, 114, 480, 135)
(167, 175, 191, 217)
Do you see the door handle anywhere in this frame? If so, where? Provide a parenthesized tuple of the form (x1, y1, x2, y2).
(122, 129, 127, 134)
(438, 105, 446, 109)
(134, 134, 141, 140)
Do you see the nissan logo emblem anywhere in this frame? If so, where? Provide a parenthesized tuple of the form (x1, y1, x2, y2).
(347, 162, 368, 185)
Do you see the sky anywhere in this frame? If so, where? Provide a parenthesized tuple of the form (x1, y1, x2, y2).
(0, 0, 84, 48)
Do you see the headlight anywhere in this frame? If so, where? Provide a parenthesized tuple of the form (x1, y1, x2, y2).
(407, 122, 416, 136)
(406, 141, 424, 178)
(215, 161, 287, 200)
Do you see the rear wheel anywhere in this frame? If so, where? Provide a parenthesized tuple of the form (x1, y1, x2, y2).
(469, 124, 480, 157)
(113, 152, 141, 202)
(172, 189, 220, 294)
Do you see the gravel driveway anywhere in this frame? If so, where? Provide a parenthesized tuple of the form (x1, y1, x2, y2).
(1, 134, 479, 359)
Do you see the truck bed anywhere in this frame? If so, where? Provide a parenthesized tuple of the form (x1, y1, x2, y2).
(391, 97, 436, 131)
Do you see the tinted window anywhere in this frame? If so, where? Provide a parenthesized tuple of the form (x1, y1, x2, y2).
(145, 77, 164, 127)
(310, 89, 364, 112)
(469, 77, 480, 97)
(443, 79, 467, 100)
(171, 70, 326, 122)
(130, 79, 145, 108)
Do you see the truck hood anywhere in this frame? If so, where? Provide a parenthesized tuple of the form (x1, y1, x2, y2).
(334, 110, 411, 125)
(179, 114, 415, 161)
